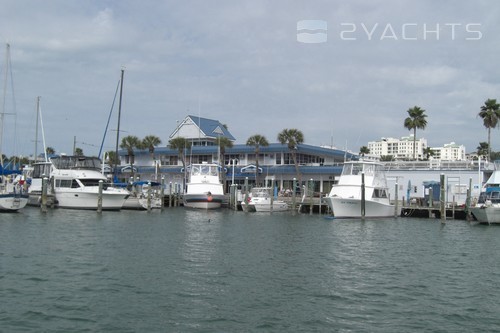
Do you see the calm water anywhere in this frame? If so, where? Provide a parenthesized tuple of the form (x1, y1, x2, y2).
(1, 207, 500, 332)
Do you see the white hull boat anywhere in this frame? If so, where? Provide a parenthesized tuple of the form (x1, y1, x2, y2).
(183, 163, 224, 209)
(51, 156, 129, 210)
(471, 161, 500, 224)
(246, 187, 288, 212)
(324, 160, 394, 218)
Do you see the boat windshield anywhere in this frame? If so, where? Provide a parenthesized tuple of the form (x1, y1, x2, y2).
(32, 163, 52, 178)
(191, 164, 218, 177)
(51, 156, 102, 170)
(342, 163, 381, 176)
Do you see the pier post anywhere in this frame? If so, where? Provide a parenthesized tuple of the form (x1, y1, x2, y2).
(97, 180, 103, 213)
(41, 175, 48, 213)
(147, 181, 152, 211)
(309, 179, 313, 215)
(394, 183, 399, 217)
(243, 177, 249, 211)
(361, 172, 366, 218)
(169, 182, 172, 207)
(292, 178, 297, 215)
(161, 176, 165, 210)
(440, 174, 446, 223)
(429, 187, 433, 218)
(229, 184, 235, 210)
(174, 182, 178, 206)
(234, 184, 238, 210)
(466, 177, 472, 221)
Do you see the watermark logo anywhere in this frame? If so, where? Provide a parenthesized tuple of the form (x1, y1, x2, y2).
(297, 20, 328, 43)
(297, 20, 482, 42)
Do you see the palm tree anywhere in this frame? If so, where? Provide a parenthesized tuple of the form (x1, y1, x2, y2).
(423, 147, 435, 160)
(246, 134, 269, 184)
(478, 98, 500, 161)
(476, 142, 489, 159)
(169, 137, 192, 188)
(120, 135, 142, 179)
(403, 106, 428, 160)
(277, 128, 304, 183)
(105, 150, 119, 170)
(142, 135, 162, 157)
(359, 146, 369, 158)
(46, 147, 55, 155)
(74, 147, 84, 156)
(217, 136, 233, 186)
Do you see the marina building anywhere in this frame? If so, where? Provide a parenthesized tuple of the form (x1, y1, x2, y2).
(117, 115, 488, 203)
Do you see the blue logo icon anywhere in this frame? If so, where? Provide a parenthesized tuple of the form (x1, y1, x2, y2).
(297, 20, 327, 43)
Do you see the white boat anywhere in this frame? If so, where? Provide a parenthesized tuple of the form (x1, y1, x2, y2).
(122, 181, 163, 210)
(0, 43, 28, 212)
(25, 162, 57, 207)
(50, 155, 129, 210)
(324, 160, 395, 218)
(183, 162, 225, 209)
(471, 161, 500, 224)
(246, 187, 288, 212)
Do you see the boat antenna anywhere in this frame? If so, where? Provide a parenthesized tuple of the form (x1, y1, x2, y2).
(114, 68, 125, 179)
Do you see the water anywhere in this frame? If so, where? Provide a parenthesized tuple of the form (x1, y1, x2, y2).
(1, 207, 500, 332)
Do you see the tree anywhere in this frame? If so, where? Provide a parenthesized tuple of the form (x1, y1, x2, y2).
(46, 147, 55, 155)
(142, 135, 162, 156)
(478, 98, 500, 161)
(217, 136, 233, 186)
(120, 135, 142, 179)
(423, 147, 435, 160)
(403, 106, 428, 160)
(74, 147, 84, 156)
(477, 142, 489, 159)
(277, 128, 304, 183)
(169, 137, 192, 188)
(246, 134, 269, 184)
(105, 151, 119, 169)
(359, 146, 370, 157)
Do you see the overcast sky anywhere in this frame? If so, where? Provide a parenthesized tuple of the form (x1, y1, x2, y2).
(1, 0, 499, 158)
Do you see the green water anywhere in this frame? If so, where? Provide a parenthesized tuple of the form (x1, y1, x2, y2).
(1, 207, 499, 332)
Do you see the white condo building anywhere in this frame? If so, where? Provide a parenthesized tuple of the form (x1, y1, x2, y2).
(368, 135, 427, 160)
(368, 136, 466, 161)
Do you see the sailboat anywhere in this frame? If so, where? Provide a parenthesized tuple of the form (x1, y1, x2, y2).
(0, 43, 28, 211)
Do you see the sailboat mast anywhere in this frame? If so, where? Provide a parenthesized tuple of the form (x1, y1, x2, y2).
(33, 96, 40, 162)
(0, 43, 10, 169)
(114, 68, 124, 176)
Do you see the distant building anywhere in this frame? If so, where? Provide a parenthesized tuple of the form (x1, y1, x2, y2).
(368, 136, 466, 161)
(430, 142, 466, 161)
(368, 135, 427, 160)
(170, 115, 236, 146)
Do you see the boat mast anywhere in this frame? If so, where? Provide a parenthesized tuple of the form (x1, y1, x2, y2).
(114, 68, 124, 178)
(33, 96, 40, 163)
(0, 43, 11, 169)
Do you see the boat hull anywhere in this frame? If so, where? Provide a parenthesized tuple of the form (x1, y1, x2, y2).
(324, 197, 395, 218)
(248, 198, 288, 212)
(183, 194, 224, 209)
(54, 189, 128, 210)
(471, 206, 500, 224)
(0, 193, 29, 211)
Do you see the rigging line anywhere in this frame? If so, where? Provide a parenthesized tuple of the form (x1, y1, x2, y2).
(98, 78, 120, 159)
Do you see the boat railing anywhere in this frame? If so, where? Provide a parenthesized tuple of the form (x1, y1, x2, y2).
(383, 160, 493, 171)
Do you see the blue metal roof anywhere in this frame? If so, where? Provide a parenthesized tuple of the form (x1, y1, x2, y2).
(121, 143, 356, 161)
(187, 115, 236, 141)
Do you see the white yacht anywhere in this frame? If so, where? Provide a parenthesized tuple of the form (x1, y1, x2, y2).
(471, 161, 500, 224)
(50, 156, 129, 210)
(246, 187, 288, 212)
(183, 162, 225, 209)
(324, 160, 394, 218)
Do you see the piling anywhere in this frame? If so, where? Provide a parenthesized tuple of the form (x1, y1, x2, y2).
(394, 182, 399, 217)
(160, 176, 165, 210)
(440, 174, 446, 223)
(466, 177, 472, 221)
(41, 175, 48, 213)
(361, 172, 366, 218)
(243, 177, 249, 211)
(309, 179, 313, 215)
(292, 178, 297, 215)
(169, 182, 172, 207)
(97, 180, 103, 213)
(147, 181, 152, 211)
